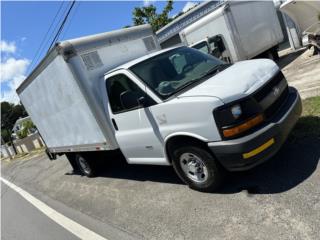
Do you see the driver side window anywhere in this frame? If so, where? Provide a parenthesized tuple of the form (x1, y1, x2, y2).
(106, 74, 145, 114)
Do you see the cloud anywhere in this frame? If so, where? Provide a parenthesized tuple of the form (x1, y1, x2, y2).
(182, 2, 198, 13)
(0, 40, 16, 53)
(143, 0, 156, 7)
(1, 58, 29, 83)
(1, 74, 26, 104)
(1, 40, 30, 103)
(0, 58, 29, 103)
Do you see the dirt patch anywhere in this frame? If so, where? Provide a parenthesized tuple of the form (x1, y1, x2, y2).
(279, 48, 320, 99)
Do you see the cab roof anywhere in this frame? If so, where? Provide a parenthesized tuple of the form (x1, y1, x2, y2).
(105, 45, 183, 75)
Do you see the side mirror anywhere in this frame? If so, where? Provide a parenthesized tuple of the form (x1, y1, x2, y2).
(120, 91, 141, 109)
(215, 38, 225, 53)
(209, 36, 225, 53)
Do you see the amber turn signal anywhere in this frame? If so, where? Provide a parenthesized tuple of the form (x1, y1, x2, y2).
(222, 114, 264, 138)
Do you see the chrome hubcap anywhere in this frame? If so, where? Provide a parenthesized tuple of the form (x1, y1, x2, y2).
(179, 153, 208, 183)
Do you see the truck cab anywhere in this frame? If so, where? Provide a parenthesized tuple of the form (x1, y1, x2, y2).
(190, 35, 232, 63)
(103, 46, 302, 192)
(18, 25, 300, 192)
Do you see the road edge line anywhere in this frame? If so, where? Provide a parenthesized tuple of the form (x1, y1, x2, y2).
(0, 176, 108, 240)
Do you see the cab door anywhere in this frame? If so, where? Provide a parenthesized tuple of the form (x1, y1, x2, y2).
(105, 71, 167, 165)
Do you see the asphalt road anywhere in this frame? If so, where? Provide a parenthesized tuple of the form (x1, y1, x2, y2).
(1, 180, 139, 240)
(1, 133, 320, 240)
(1, 182, 79, 240)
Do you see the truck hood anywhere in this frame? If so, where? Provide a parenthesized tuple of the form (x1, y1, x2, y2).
(178, 59, 279, 103)
(280, 0, 320, 34)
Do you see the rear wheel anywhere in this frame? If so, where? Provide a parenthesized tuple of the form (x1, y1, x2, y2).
(75, 154, 96, 177)
(266, 51, 275, 61)
(171, 145, 224, 192)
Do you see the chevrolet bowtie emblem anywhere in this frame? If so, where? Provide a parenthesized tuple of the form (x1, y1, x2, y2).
(272, 86, 280, 96)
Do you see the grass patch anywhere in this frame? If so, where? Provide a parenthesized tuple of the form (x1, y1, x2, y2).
(290, 96, 320, 140)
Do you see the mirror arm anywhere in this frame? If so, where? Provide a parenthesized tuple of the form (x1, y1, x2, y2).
(138, 96, 146, 106)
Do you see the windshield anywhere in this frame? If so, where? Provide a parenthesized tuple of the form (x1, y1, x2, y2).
(130, 47, 226, 99)
(192, 41, 210, 54)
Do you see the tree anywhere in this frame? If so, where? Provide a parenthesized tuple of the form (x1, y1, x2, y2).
(1, 129, 11, 144)
(132, 0, 173, 32)
(1, 102, 28, 131)
(1, 101, 28, 153)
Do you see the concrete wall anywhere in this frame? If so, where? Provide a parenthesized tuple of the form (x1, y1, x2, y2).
(1, 133, 45, 158)
(14, 132, 44, 154)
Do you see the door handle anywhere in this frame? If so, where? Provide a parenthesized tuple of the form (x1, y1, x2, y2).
(111, 118, 118, 131)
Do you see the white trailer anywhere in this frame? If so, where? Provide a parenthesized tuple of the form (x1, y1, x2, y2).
(179, 1, 284, 62)
(17, 24, 160, 154)
(280, 0, 320, 53)
(18, 24, 301, 192)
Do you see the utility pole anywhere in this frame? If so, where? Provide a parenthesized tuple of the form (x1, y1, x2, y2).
(1, 136, 13, 159)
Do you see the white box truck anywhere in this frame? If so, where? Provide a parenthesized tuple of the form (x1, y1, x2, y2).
(280, 0, 320, 54)
(17, 24, 301, 192)
(179, 1, 284, 63)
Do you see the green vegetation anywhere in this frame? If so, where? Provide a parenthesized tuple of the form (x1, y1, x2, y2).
(132, 0, 173, 32)
(290, 96, 320, 141)
(1, 101, 28, 147)
(301, 96, 320, 117)
(17, 120, 36, 139)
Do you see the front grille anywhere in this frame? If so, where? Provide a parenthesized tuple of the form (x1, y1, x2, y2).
(253, 71, 284, 102)
(252, 71, 289, 119)
(264, 86, 289, 119)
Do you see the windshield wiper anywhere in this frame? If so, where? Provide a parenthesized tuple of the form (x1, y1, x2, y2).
(168, 64, 231, 97)
(203, 63, 231, 77)
(173, 79, 201, 94)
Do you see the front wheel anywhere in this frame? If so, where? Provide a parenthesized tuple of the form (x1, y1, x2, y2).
(75, 154, 96, 177)
(172, 146, 224, 192)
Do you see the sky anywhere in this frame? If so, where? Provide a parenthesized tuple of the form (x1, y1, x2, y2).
(1, 0, 199, 104)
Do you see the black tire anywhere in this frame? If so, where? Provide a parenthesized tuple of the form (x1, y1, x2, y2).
(65, 153, 79, 173)
(266, 51, 275, 61)
(171, 145, 224, 192)
(75, 154, 96, 177)
(271, 48, 279, 61)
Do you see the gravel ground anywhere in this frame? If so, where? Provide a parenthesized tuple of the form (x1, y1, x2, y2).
(278, 48, 320, 99)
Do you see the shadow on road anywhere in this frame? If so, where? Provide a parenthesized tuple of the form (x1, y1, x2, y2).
(276, 48, 306, 69)
(96, 155, 183, 185)
(220, 137, 320, 195)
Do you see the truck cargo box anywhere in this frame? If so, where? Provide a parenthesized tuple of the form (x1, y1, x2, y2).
(17, 24, 160, 153)
(180, 1, 283, 62)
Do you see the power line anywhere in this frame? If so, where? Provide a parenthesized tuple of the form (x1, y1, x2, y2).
(47, 1, 72, 46)
(47, 0, 76, 52)
(60, 1, 80, 40)
(26, 1, 65, 75)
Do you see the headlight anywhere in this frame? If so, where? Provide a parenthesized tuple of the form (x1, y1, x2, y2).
(302, 34, 309, 47)
(222, 114, 264, 138)
(213, 97, 263, 139)
(231, 104, 242, 119)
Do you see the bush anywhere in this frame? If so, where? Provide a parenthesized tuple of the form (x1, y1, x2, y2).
(17, 120, 36, 139)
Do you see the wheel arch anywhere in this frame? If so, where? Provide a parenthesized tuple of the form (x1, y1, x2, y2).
(164, 133, 211, 163)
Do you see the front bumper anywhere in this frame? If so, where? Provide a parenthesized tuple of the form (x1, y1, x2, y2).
(208, 87, 302, 171)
